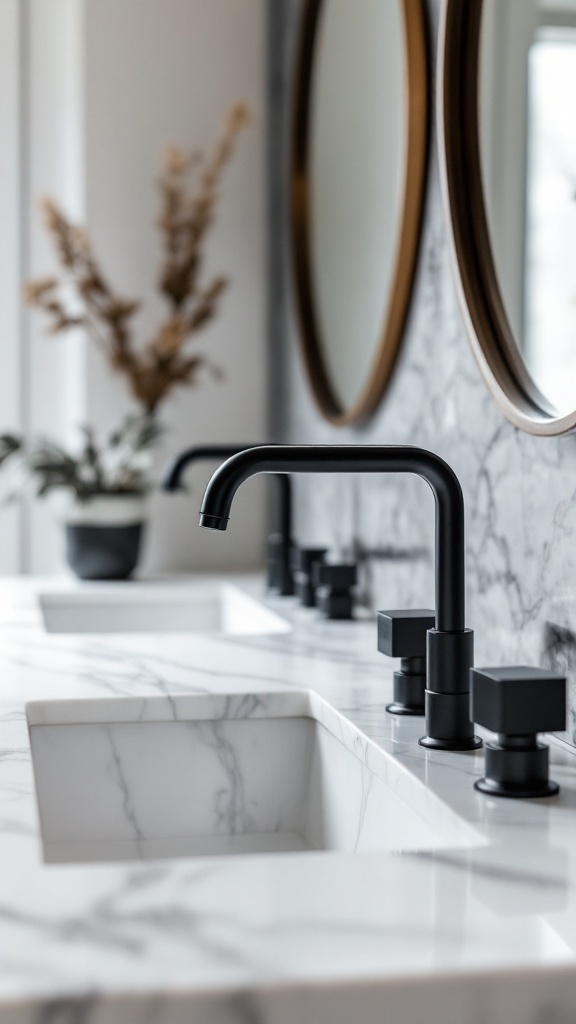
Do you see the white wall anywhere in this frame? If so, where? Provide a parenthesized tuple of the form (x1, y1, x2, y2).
(2, 0, 267, 575)
(0, 0, 22, 572)
(26, 0, 85, 572)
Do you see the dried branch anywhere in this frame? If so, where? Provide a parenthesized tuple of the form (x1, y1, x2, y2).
(23, 101, 250, 415)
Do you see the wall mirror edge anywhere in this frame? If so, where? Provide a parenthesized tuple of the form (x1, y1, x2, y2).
(290, 0, 430, 428)
(438, 0, 576, 438)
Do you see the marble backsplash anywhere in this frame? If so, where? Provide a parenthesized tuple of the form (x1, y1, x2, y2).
(268, 0, 576, 746)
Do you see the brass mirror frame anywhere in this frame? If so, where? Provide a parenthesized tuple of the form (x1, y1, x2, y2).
(291, 0, 429, 427)
(438, 0, 575, 435)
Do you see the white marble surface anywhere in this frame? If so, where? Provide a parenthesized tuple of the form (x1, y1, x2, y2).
(3, 575, 576, 1023)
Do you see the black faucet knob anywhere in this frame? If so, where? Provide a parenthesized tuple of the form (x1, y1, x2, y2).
(267, 534, 295, 596)
(292, 547, 328, 573)
(291, 547, 328, 607)
(471, 666, 566, 798)
(314, 563, 357, 620)
(378, 609, 435, 716)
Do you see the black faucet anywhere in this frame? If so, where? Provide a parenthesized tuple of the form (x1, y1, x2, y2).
(162, 444, 295, 596)
(199, 444, 481, 752)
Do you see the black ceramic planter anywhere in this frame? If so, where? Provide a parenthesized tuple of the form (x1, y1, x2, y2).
(62, 496, 147, 580)
(65, 522, 144, 580)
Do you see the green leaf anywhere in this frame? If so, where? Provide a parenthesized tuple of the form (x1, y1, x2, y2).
(0, 434, 22, 467)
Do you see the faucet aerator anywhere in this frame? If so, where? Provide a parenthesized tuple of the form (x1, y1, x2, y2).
(199, 513, 229, 531)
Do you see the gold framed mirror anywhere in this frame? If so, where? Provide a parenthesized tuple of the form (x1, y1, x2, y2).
(439, 0, 576, 435)
(291, 0, 429, 427)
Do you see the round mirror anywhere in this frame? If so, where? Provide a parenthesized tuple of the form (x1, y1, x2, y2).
(440, 0, 576, 434)
(291, 0, 429, 426)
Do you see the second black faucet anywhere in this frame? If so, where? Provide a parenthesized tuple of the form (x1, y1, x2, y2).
(163, 444, 295, 596)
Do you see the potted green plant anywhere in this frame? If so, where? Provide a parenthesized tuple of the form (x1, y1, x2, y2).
(0, 103, 249, 579)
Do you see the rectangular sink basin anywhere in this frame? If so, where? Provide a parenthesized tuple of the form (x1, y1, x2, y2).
(27, 691, 481, 864)
(39, 581, 290, 636)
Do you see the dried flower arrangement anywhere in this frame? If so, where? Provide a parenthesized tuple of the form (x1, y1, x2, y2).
(0, 102, 249, 504)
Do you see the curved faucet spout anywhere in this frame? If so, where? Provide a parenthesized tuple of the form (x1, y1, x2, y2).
(162, 446, 290, 528)
(200, 444, 465, 633)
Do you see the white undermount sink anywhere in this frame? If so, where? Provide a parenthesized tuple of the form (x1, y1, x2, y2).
(38, 581, 290, 636)
(27, 690, 482, 865)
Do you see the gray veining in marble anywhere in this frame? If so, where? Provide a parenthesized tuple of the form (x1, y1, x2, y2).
(268, 0, 576, 747)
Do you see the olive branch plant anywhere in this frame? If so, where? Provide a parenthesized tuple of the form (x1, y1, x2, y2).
(0, 102, 249, 503)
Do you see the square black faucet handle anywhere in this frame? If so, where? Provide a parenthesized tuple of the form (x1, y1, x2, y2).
(313, 562, 357, 590)
(471, 666, 566, 799)
(377, 609, 436, 659)
(314, 563, 357, 620)
(291, 547, 328, 574)
(471, 666, 566, 736)
(378, 610, 435, 717)
(266, 534, 295, 597)
(291, 547, 328, 608)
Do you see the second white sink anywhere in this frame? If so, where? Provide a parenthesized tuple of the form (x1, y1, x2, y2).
(39, 581, 290, 636)
(27, 690, 482, 865)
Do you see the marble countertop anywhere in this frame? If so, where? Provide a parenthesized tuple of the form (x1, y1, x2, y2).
(3, 574, 576, 1024)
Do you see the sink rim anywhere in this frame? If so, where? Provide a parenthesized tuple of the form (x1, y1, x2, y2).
(37, 580, 292, 636)
(39, 579, 247, 607)
(26, 688, 486, 855)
